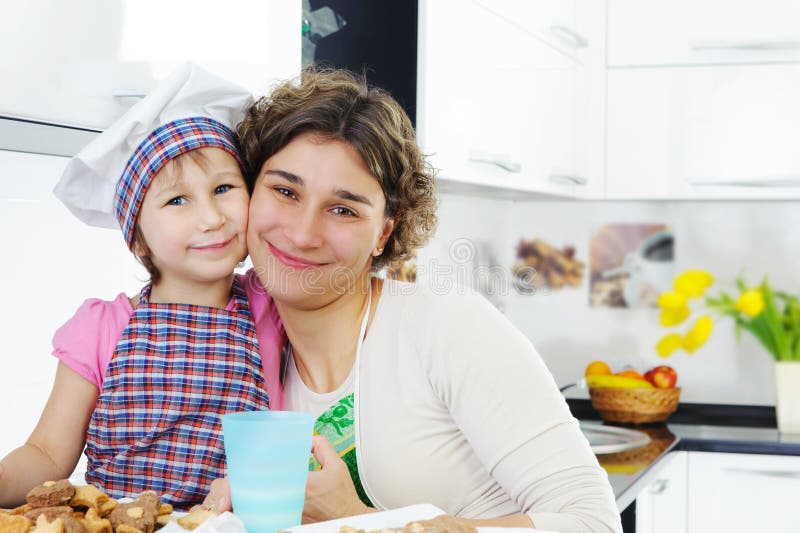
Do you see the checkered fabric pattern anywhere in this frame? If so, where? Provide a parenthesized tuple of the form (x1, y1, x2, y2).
(114, 117, 242, 249)
(85, 278, 270, 509)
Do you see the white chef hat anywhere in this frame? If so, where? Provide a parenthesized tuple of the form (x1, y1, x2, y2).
(53, 62, 254, 249)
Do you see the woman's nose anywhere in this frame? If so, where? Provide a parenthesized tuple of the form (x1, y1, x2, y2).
(285, 208, 324, 249)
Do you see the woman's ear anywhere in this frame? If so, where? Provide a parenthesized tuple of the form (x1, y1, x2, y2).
(373, 217, 396, 256)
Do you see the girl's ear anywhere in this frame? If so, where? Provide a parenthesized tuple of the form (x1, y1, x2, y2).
(132, 241, 148, 258)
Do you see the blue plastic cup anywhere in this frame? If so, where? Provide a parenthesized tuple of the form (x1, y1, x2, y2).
(222, 410, 315, 533)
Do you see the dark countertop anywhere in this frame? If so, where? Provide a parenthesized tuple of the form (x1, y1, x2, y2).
(592, 422, 800, 511)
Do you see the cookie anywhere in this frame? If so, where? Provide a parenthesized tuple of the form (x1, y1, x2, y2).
(69, 485, 109, 515)
(116, 526, 144, 533)
(32, 515, 64, 533)
(97, 499, 117, 519)
(23, 506, 73, 523)
(156, 503, 172, 517)
(8, 504, 32, 516)
(0, 513, 33, 533)
(26, 480, 75, 508)
(78, 509, 112, 533)
(108, 504, 155, 533)
(132, 492, 159, 515)
(176, 510, 215, 531)
(62, 516, 88, 533)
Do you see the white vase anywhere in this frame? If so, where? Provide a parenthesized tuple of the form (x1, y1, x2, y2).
(774, 361, 800, 434)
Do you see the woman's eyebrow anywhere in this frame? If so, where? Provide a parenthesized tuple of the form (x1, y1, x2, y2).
(266, 169, 303, 184)
(334, 189, 373, 207)
(266, 168, 373, 207)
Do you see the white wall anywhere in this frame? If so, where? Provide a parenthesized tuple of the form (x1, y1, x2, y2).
(0, 150, 146, 460)
(421, 194, 800, 406)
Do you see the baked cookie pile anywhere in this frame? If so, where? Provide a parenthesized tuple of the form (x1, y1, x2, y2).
(0, 481, 216, 533)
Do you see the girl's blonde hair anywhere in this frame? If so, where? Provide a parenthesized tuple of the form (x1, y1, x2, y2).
(237, 67, 438, 270)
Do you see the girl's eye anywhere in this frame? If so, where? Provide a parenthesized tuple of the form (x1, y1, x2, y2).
(274, 186, 298, 200)
(167, 196, 186, 206)
(331, 206, 357, 218)
(214, 184, 233, 195)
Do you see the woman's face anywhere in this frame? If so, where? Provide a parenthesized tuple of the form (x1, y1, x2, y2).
(247, 133, 394, 309)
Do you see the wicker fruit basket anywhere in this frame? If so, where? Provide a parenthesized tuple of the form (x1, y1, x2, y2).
(589, 386, 681, 424)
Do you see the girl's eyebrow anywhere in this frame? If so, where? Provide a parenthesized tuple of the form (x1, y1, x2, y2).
(266, 168, 373, 207)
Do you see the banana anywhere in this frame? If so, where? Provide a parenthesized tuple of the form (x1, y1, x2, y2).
(586, 374, 654, 389)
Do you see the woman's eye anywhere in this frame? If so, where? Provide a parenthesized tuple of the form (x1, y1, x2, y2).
(167, 196, 186, 206)
(214, 184, 233, 195)
(274, 187, 297, 200)
(331, 206, 357, 218)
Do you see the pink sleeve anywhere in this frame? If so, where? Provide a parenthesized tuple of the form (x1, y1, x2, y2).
(240, 270, 285, 410)
(51, 294, 134, 390)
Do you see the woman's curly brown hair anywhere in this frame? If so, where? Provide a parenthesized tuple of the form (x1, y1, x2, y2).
(237, 67, 437, 270)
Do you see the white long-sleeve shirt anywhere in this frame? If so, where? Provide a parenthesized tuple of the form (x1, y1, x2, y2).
(288, 279, 621, 533)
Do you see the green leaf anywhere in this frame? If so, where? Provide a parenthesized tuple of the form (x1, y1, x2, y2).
(760, 279, 790, 360)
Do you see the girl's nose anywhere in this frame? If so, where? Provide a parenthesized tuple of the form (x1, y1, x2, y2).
(197, 200, 226, 231)
(285, 208, 324, 249)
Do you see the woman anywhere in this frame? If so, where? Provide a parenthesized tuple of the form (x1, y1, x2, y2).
(209, 68, 621, 532)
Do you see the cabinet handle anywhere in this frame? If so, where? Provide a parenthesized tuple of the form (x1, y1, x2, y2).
(468, 151, 522, 173)
(688, 177, 800, 188)
(723, 468, 800, 479)
(549, 173, 587, 186)
(690, 40, 800, 52)
(112, 90, 148, 99)
(649, 479, 669, 495)
(549, 25, 589, 49)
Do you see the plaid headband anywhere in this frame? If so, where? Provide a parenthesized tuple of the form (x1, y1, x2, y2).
(114, 116, 243, 249)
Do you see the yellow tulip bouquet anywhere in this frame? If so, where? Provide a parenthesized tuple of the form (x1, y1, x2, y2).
(656, 270, 800, 361)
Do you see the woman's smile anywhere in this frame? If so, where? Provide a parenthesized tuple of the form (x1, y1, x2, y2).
(267, 242, 327, 269)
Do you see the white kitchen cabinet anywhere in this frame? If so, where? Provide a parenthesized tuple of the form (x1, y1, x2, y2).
(417, 0, 605, 199)
(636, 451, 688, 533)
(0, 0, 301, 130)
(606, 64, 800, 199)
(687, 451, 800, 533)
(609, 0, 800, 67)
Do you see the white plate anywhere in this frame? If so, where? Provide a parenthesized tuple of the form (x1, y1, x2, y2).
(580, 421, 651, 454)
(287, 504, 545, 532)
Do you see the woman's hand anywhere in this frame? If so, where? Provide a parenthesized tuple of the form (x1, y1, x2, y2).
(303, 435, 374, 523)
(196, 477, 233, 513)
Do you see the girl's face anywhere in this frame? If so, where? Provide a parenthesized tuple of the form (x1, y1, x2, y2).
(136, 147, 249, 287)
(247, 133, 394, 309)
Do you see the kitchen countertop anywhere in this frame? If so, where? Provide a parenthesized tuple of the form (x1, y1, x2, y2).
(595, 422, 800, 511)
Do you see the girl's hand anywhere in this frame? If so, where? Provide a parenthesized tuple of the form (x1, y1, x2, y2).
(303, 435, 373, 523)
(196, 477, 233, 513)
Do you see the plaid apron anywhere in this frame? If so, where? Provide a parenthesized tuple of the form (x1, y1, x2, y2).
(85, 278, 270, 508)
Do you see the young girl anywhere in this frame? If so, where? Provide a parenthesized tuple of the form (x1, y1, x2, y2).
(0, 64, 283, 509)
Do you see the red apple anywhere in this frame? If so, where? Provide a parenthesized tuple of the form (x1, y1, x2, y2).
(644, 368, 656, 386)
(651, 365, 678, 388)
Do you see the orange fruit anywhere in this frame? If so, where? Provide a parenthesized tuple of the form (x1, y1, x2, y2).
(584, 360, 612, 377)
(615, 369, 645, 380)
